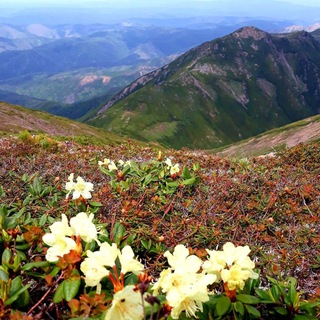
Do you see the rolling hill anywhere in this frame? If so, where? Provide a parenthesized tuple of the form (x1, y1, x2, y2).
(1, 101, 319, 159)
(0, 102, 126, 145)
(86, 27, 320, 149)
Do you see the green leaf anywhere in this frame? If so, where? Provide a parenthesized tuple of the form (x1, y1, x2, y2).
(50, 266, 61, 278)
(122, 233, 136, 246)
(166, 181, 179, 188)
(15, 243, 31, 250)
(89, 201, 103, 207)
(22, 261, 51, 271)
(16, 247, 27, 261)
(275, 306, 288, 315)
(182, 177, 196, 186)
(293, 315, 319, 320)
(141, 239, 152, 250)
(0, 205, 7, 227)
(53, 281, 65, 303)
(216, 296, 231, 316)
(234, 301, 245, 316)
(23, 195, 32, 206)
(181, 166, 191, 179)
(11, 277, 30, 308)
(39, 214, 47, 227)
(288, 277, 298, 304)
(112, 222, 125, 246)
(300, 301, 320, 311)
(10, 276, 23, 296)
(0, 266, 9, 281)
(143, 173, 153, 186)
(2, 248, 12, 265)
(270, 285, 280, 302)
(4, 283, 31, 306)
(255, 288, 272, 301)
(245, 305, 261, 318)
(63, 270, 81, 301)
(236, 294, 260, 304)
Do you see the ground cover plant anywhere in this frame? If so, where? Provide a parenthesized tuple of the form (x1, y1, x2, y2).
(0, 133, 319, 319)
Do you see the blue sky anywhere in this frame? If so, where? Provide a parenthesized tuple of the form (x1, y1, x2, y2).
(1, 0, 320, 26)
(2, 0, 320, 6)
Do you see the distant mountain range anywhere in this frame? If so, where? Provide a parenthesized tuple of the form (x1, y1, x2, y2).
(0, 17, 306, 108)
(0, 24, 224, 106)
(85, 26, 320, 149)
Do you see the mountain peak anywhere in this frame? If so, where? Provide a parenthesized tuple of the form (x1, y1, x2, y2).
(232, 26, 268, 40)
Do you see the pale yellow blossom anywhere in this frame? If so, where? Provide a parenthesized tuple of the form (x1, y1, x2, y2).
(170, 163, 180, 175)
(164, 244, 201, 274)
(80, 251, 110, 292)
(48, 213, 73, 237)
(98, 158, 111, 166)
(221, 264, 256, 291)
(42, 234, 77, 262)
(104, 285, 144, 320)
(70, 212, 98, 243)
(119, 245, 144, 275)
(202, 249, 226, 279)
(65, 174, 93, 199)
(222, 242, 251, 266)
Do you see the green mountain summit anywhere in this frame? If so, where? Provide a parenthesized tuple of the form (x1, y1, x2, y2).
(86, 26, 320, 149)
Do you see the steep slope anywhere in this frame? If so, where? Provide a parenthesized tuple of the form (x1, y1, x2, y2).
(215, 114, 320, 157)
(0, 102, 125, 145)
(87, 27, 320, 149)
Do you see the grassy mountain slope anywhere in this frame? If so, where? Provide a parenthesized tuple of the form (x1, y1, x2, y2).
(0, 102, 126, 145)
(215, 114, 320, 157)
(1, 100, 319, 158)
(87, 27, 320, 149)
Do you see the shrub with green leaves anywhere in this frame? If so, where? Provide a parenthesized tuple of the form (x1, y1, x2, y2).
(98, 155, 200, 198)
(0, 157, 319, 319)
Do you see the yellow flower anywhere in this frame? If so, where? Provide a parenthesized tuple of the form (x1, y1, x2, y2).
(165, 157, 172, 167)
(202, 249, 226, 279)
(164, 244, 202, 274)
(80, 251, 110, 293)
(65, 173, 75, 194)
(153, 269, 215, 319)
(42, 214, 75, 262)
(42, 234, 77, 262)
(104, 285, 144, 320)
(108, 161, 118, 172)
(99, 242, 119, 267)
(98, 158, 111, 166)
(65, 174, 93, 199)
(221, 264, 254, 291)
(70, 212, 98, 243)
(222, 242, 251, 266)
(80, 243, 119, 293)
(119, 245, 144, 275)
(170, 163, 180, 175)
(153, 244, 216, 319)
(205, 242, 259, 291)
(48, 214, 73, 237)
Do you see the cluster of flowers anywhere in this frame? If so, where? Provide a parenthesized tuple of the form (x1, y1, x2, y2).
(154, 243, 258, 319)
(65, 173, 94, 199)
(42, 212, 97, 262)
(98, 156, 180, 176)
(42, 212, 145, 319)
(164, 157, 180, 175)
(98, 158, 132, 172)
(42, 174, 258, 319)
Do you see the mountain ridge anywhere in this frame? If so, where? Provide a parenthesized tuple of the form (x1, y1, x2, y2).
(86, 26, 320, 149)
